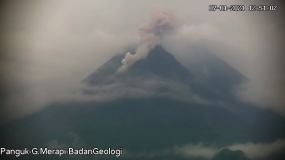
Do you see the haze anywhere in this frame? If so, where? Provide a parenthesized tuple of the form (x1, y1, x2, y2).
(0, 0, 284, 123)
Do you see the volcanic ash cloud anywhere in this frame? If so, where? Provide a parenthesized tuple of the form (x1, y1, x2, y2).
(119, 7, 179, 72)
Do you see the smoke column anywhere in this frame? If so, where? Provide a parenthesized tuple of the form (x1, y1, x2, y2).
(119, 7, 178, 72)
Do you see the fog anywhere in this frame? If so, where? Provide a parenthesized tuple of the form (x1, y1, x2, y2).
(0, 0, 284, 123)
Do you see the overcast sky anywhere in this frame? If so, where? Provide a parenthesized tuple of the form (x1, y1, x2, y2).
(0, 0, 284, 123)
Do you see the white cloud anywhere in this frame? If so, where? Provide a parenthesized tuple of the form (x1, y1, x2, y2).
(228, 138, 285, 159)
(59, 77, 211, 106)
(1, 0, 284, 122)
(174, 138, 285, 159)
(174, 143, 219, 159)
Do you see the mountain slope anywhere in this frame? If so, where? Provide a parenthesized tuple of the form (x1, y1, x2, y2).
(83, 45, 244, 101)
(84, 45, 193, 85)
(1, 45, 285, 160)
(186, 51, 246, 98)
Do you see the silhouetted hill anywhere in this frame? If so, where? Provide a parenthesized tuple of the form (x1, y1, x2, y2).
(212, 148, 251, 160)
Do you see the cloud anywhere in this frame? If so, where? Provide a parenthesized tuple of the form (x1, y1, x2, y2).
(160, 13, 285, 116)
(174, 138, 285, 159)
(174, 143, 219, 159)
(228, 138, 285, 159)
(0, 0, 284, 123)
(59, 76, 211, 106)
(45, 136, 284, 159)
(234, 79, 285, 114)
(0, 0, 138, 123)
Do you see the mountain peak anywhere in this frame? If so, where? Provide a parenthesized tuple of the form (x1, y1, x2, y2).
(129, 45, 193, 82)
(84, 45, 193, 85)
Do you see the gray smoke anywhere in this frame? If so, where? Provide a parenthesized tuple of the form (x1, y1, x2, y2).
(119, 7, 178, 71)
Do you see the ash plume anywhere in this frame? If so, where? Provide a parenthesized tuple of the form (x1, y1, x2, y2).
(119, 7, 179, 72)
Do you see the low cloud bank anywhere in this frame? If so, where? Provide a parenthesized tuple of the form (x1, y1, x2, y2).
(174, 143, 219, 159)
(60, 77, 211, 106)
(175, 139, 285, 159)
(115, 139, 285, 159)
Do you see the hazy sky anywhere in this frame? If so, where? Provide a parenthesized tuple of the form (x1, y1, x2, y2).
(0, 0, 284, 123)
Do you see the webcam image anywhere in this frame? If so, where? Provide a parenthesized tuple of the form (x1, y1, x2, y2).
(0, 0, 284, 160)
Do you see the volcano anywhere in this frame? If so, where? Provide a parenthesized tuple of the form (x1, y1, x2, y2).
(1, 46, 285, 160)
(84, 45, 194, 85)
